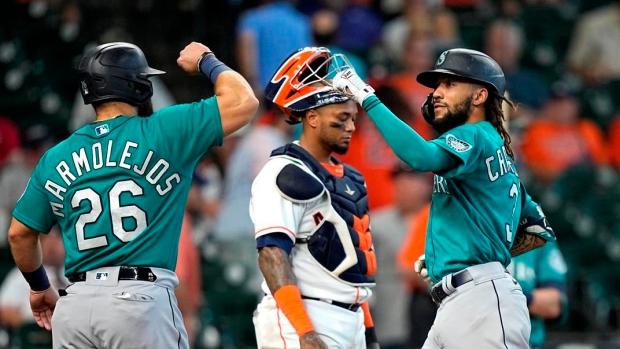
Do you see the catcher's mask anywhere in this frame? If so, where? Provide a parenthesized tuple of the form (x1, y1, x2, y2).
(416, 48, 506, 125)
(78, 42, 165, 105)
(265, 47, 351, 124)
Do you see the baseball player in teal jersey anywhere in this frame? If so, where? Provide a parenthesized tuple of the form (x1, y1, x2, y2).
(509, 241, 567, 348)
(7, 41, 258, 349)
(333, 49, 556, 348)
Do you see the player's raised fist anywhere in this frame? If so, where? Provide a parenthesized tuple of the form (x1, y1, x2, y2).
(177, 42, 212, 75)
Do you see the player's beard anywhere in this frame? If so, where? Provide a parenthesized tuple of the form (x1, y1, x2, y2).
(137, 100, 154, 117)
(320, 124, 350, 155)
(331, 142, 349, 155)
(432, 95, 473, 134)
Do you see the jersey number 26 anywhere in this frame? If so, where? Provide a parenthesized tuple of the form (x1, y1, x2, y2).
(72, 179, 147, 251)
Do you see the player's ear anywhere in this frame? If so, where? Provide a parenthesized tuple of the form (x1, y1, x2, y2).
(472, 87, 488, 106)
(305, 109, 319, 128)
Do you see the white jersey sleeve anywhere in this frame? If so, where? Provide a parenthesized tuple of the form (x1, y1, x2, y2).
(250, 157, 308, 242)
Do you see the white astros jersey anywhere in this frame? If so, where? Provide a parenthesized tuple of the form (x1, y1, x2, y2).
(250, 155, 372, 305)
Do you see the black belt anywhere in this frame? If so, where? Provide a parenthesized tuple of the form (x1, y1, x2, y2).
(68, 267, 157, 283)
(301, 295, 361, 312)
(430, 269, 473, 305)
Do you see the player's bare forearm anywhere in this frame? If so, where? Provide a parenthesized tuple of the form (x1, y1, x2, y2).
(7, 218, 43, 272)
(258, 246, 298, 293)
(509, 232, 546, 257)
(529, 288, 562, 319)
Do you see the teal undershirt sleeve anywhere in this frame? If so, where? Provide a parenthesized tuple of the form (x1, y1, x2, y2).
(362, 95, 458, 172)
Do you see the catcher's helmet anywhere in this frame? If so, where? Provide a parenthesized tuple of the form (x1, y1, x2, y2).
(78, 42, 165, 105)
(416, 48, 505, 95)
(265, 47, 350, 124)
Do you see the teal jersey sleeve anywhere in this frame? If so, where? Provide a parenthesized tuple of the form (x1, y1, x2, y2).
(362, 96, 457, 172)
(12, 98, 224, 276)
(428, 124, 484, 178)
(11, 171, 55, 234)
(144, 97, 223, 171)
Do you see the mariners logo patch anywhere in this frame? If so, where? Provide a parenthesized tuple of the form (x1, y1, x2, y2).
(446, 134, 471, 152)
(95, 124, 109, 136)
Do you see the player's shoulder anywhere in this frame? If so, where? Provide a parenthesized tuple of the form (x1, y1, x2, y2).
(149, 97, 216, 118)
(34, 136, 73, 168)
(255, 155, 325, 203)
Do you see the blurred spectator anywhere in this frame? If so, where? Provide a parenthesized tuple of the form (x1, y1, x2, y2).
(519, 82, 609, 186)
(311, 8, 368, 81)
(507, 241, 568, 348)
(212, 106, 293, 292)
(431, 7, 463, 54)
(371, 162, 433, 349)
(565, 0, 620, 86)
(0, 227, 68, 330)
(334, 0, 384, 58)
(175, 209, 203, 347)
(396, 203, 435, 349)
(383, 33, 437, 141)
(609, 116, 620, 174)
(382, 1, 461, 67)
(236, 0, 313, 99)
(382, 0, 433, 63)
(518, 0, 576, 84)
(0, 117, 21, 168)
(337, 85, 413, 210)
(484, 19, 550, 119)
(0, 124, 53, 247)
(189, 154, 224, 241)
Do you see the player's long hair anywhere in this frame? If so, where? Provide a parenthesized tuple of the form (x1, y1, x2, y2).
(485, 93, 515, 159)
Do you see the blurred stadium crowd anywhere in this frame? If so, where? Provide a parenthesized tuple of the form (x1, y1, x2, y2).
(0, 0, 620, 348)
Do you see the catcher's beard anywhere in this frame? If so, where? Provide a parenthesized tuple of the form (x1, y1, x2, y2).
(137, 99, 154, 117)
(432, 95, 473, 134)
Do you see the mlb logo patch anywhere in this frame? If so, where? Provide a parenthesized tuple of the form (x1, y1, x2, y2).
(96, 272, 109, 280)
(95, 124, 110, 136)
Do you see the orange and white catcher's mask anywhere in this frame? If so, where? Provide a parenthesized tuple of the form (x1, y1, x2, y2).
(265, 47, 352, 124)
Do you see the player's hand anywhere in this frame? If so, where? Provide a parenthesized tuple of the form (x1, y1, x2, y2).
(30, 287, 59, 331)
(332, 69, 375, 105)
(300, 331, 329, 349)
(414, 254, 433, 285)
(177, 42, 212, 75)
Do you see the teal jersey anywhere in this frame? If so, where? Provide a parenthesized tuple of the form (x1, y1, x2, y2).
(13, 98, 223, 275)
(508, 242, 567, 347)
(425, 121, 529, 282)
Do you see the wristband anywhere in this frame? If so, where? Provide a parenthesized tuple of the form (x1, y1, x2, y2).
(273, 285, 315, 337)
(22, 265, 50, 292)
(198, 52, 232, 84)
(196, 51, 213, 72)
(365, 326, 378, 344)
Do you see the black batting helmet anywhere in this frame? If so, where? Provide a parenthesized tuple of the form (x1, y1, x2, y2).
(416, 48, 505, 95)
(78, 42, 165, 105)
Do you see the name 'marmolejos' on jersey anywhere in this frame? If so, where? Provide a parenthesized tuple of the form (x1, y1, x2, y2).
(13, 98, 223, 275)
